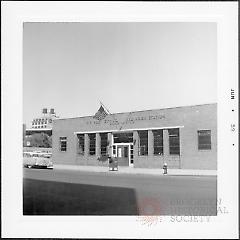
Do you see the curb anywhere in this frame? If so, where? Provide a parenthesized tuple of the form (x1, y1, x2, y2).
(53, 165, 217, 177)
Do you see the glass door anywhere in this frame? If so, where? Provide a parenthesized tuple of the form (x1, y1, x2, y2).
(116, 145, 129, 166)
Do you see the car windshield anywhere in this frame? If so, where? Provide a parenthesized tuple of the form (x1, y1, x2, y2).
(32, 154, 40, 157)
(23, 152, 33, 157)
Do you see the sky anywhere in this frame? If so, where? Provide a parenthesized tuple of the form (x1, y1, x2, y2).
(23, 22, 217, 127)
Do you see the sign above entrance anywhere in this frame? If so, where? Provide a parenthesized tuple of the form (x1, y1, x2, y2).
(86, 114, 166, 126)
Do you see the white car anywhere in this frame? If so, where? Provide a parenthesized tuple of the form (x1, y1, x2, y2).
(23, 151, 53, 169)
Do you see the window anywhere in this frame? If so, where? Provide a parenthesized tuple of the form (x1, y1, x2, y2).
(168, 128, 180, 155)
(60, 137, 67, 152)
(130, 145, 134, 164)
(153, 130, 163, 155)
(124, 146, 128, 158)
(198, 130, 211, 150)
(113, 132, 133, 143)
(138, 130, 148, 155)
(100, 133, 108, 156)
(89, 133, 96, 155)
(77, 134, 84, 155)
(113, 145, 116, 156)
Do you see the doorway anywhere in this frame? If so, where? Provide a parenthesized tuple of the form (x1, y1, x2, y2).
(116, 145, 129, 166)
(112, 132, 134, 167)
(112, 143, 133, 167)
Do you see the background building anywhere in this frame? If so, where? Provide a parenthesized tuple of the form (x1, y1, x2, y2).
(25, 108, 59, 136)
(23, 108, 59, 149)
(52, 103, 217, 170)
(31, 108, 58, 129)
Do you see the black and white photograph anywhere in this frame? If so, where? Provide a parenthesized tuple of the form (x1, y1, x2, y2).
(22, 21, 217, 216)
(2, 2, 238, 239)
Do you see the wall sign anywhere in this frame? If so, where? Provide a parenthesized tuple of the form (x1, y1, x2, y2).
(86, 114, 166, 126)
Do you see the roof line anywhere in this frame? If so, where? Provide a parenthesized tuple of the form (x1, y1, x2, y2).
(55, 102, 217, 121)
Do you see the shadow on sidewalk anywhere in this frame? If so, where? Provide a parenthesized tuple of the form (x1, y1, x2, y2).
(23, 178, 139, 215)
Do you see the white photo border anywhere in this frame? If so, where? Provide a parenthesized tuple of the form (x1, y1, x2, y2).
(2, 1, 238, 239)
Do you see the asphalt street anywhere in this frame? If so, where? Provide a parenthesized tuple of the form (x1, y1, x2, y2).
(23, 168, 217, 216)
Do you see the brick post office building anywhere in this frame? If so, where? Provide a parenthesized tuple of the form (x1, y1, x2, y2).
(52, 103, 217, 170)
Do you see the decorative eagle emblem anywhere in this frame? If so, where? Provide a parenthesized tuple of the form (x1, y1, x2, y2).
(93, 105, 108, 121)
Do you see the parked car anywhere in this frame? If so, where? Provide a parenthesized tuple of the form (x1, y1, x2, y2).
(23, 151, 53, 169)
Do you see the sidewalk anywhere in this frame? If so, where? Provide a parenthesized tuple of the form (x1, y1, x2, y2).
(53, 164, 217, 176)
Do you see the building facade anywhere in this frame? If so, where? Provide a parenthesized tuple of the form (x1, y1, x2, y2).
(52, 103, 217, 170)
(25, 108, 59, 137)
(31, 108, 58, 130)
(24, 108, 59, 148)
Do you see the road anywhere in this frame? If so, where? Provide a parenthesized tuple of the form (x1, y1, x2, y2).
(23, 168, 217, 216)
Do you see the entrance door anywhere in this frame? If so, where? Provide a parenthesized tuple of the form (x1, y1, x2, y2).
(117, 145, 129, 166)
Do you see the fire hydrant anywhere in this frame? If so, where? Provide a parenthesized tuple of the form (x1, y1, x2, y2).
(163, 163, 168, 175)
